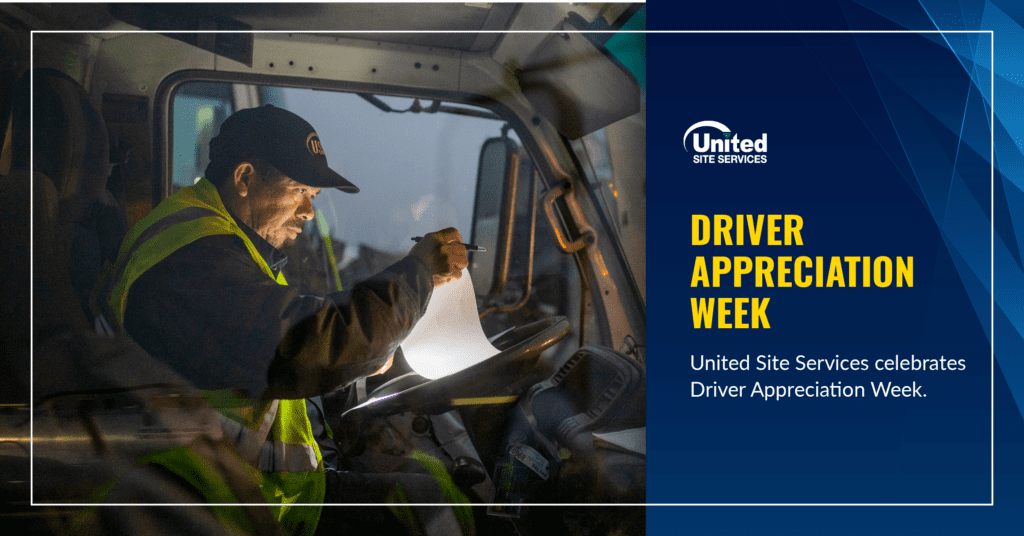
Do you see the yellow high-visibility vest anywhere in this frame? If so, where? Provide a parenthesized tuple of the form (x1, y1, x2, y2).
(107, 177, 324, 535)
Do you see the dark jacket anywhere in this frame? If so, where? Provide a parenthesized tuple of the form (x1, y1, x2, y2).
(123, 214, 433, 402)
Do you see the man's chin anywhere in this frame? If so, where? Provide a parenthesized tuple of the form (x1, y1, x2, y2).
(272, 229, 303, 248)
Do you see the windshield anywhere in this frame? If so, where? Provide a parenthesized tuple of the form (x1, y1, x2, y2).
(171, 81, 578, 343)
(174, 83, 512, 257)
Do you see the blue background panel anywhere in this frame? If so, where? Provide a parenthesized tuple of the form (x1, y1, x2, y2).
(650, 31, 990, 504)
(646, 0, 1024, 533)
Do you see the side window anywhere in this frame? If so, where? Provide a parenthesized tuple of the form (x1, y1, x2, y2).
(473, 137, 581, 342)
(171, 82, 233, 191)
(170, 82, 580, 338)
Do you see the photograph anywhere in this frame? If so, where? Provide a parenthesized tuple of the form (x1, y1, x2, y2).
(4, 1, 1024, 535)
(0, 3, 646, 535)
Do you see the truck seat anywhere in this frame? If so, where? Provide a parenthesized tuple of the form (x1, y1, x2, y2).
(8, 67, 126, 325)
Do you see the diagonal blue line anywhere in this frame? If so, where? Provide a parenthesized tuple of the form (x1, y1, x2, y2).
(978, 5, 994, 138)
(856, 1, 995, 265)
(944, 77, 976, 226)
(837, 19, 928, 217)
(972, 31, 993, 162)
(969, 2, 986, 90)
(850, 0, 913, 30)
(798, 39, 929, 212)
(955, 0, 982, 73)
(852, 1, 982, 101)
(918, 0, 986, 98)
(956, 0, 969, 30)
(771, 2, 930, 210)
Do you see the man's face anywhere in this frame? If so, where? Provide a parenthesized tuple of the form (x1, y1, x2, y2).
(245, 169, 321, 248)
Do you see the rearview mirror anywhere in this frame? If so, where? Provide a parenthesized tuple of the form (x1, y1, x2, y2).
(469, 135, 520, 299)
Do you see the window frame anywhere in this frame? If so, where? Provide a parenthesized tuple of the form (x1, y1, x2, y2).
(156, 69, 536, 201)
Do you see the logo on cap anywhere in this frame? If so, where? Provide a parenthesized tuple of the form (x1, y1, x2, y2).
(306, 132, 325, 156)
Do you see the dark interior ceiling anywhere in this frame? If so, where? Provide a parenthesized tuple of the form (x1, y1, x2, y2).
(12, 3, 640, 52)
(16, 3, 526, 51)
(223, 3, 521, 51)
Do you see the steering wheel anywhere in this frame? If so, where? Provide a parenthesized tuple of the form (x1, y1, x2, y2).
(341, 316, 570, 421)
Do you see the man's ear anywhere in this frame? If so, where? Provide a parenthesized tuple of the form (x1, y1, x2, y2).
(232, 162, 256, 197)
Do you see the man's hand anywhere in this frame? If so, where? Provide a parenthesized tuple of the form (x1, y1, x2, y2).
(408, 227, 470, 288)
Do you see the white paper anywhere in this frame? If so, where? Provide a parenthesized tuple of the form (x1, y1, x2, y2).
(593, 427, 646, 456)
(401, 268, 500, 379)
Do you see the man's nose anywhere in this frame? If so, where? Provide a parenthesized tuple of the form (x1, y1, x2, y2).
(297, 195, 314, 220)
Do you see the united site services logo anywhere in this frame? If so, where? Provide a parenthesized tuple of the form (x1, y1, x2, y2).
(685, 120, 767, 164)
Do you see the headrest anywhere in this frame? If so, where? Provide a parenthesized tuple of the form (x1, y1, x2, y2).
(10, 68, 110, 222)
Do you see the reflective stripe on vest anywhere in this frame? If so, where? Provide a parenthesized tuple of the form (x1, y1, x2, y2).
(107, 178, 286, 331)
(108, 178, 323, 535)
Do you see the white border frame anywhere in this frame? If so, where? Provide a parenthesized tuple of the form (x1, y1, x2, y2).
(28, 28, 994, 508)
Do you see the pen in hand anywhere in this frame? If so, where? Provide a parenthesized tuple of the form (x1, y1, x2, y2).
(411, 236, 486, 252)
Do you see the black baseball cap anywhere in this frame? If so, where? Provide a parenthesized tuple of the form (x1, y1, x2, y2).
(208, 105, 359, 193)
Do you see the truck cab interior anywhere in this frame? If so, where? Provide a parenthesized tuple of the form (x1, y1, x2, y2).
(0, 3, 646, 535)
